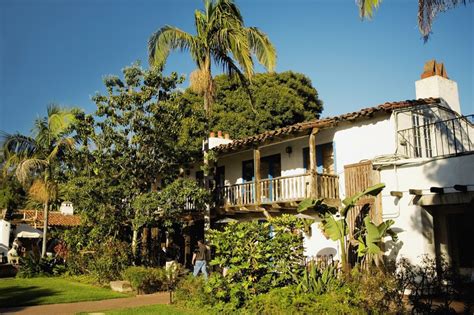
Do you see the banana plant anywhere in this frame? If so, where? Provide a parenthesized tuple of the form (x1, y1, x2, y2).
(355, 216, 398, 269)
(297, 183, 387, 271)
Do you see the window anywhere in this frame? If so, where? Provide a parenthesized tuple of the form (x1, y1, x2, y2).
(412, 113, 432, 158)
(260, 154, 281, 179)
(242, 160, 254, 182)
(303, 143, 334, 174)
(216, 166, 225, 187)
(242, 154, 281, 181)
(195, 170, 204, 187)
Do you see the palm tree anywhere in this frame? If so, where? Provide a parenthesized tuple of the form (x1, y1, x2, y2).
(357, 0, 472, 41)
(2, 105, 75, 257)
(148, 0, 276, 115)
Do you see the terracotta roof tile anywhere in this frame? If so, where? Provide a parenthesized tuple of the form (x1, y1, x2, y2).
(212, 98, 441, 153)
(18, 210, 81, 226)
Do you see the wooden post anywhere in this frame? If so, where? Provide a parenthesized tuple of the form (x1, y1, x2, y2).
(254, 148, 261, 205)
(141, 227, 149, 262)
(309, 129, 319, 198)
(151, 227, 159, 265)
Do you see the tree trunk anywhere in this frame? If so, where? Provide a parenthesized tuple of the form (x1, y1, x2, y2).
(203, 56, 213, 116)
(132, 229, 139, 260)
(41, 201, 49, 258)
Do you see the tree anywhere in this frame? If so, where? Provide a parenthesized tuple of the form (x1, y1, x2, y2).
(62, 63, 209, 261)
(174, 71, 324, 157)
(148, 0, 276, 115)
(2, 105, 75, 257)
(357, 0, 473, 41)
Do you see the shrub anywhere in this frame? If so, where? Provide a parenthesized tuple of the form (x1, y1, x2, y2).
(175, 275, 215, 312)
(396, 255, 465, 314)
(244, 286, 299, 315)
(122, 266, 169, 294)
(295, 263, 341, 295)
(244, 285, 367, 315)
(16, 255, 66, 278)
(208, 215, 305, 299)
(64, 239, 130, 284)
(346, 265, 404, 313)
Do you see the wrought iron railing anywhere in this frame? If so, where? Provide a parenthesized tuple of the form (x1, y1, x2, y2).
(397, 114, 473, 158)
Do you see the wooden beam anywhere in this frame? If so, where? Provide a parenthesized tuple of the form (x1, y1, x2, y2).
(453, 185, 468, 192)
(390, 191, 403, 198)
(254, 148, 261, 205)
(309, 129, 319, 198)
(409, 189, 423, 196)
(430, 187, 444, 194)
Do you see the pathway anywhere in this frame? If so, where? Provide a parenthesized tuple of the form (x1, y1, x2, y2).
(0, 292, 170, 315)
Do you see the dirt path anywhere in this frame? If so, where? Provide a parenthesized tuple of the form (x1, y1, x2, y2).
(0, 292, 170, 315)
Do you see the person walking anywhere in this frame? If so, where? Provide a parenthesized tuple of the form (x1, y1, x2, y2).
(192, 239, 209, 279)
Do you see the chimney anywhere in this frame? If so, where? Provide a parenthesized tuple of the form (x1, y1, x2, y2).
(206, 131, 232, 150)
(415, 60, 461, 114)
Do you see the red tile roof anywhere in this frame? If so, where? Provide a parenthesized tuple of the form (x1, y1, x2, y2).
(18, 210, 81, 227)
(212, 98, 441, 153)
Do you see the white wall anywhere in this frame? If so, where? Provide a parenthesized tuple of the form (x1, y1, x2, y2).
(378, 153, 474, 264)
(0, 219, 11, 256)
(333, 115, 396, 197)
(304, 220, 340, 261)
(416, 76, 461, 115)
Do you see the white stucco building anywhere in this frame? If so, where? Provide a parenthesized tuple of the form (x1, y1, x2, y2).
(188, 60, 473, 274)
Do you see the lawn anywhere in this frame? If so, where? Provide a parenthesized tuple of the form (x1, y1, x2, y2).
(0, 277, 127, 307)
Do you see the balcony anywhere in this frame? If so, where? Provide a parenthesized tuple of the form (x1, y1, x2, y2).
(216, 172, 339, 210)
(397, 114, 473, 158)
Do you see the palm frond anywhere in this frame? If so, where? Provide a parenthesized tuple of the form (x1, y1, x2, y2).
(418, 0, 471, 41)
(1, 132, 37, 158)
(48, 108, 75, 139)
(16, 158, 48, 184)
(357, 0, 383, 19)
(28, 179, 58, 203)
(48, 137, 75, 161)
(247, 27, 276, 72)
(212, 50, 255, 109)
(148, 26, 195, 69)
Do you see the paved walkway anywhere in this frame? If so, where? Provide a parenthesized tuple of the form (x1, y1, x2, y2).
(0, 292, 170, 315)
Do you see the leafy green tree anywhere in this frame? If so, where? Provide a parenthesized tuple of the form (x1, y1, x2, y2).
(0, 173, 26, 212)
(148, 0, 276, 114)
(174, 71, 324, 157)
(2, 105, 75, 257)
(63, 63, 210, 261)
(208, 215, 305, 300)
(357, 0, 472, 41)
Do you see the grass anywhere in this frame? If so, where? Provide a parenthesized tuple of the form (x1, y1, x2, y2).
(0, 277, 127, 307)
(87, 304, 196, 315)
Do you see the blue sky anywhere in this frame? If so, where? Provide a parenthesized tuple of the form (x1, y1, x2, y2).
(1, 0, 472, 135)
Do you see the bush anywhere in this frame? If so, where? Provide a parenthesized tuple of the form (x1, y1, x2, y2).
(175, 275, 215, 311)
(122, 266, 168, 294)
(295, 263, 341, 295)
(208, 215, 305, 298)
(346, 266, 404, 313)
(16, 255, 66, 278)
(64, 238, 130, 284)
(244, 285, 367, 315)
(396, 255, 465, 314)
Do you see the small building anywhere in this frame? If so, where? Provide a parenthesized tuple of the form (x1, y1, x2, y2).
(189, 60, 473, 274)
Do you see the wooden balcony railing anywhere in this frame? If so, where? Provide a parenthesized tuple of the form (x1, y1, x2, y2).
(216, 172, 339, 208)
